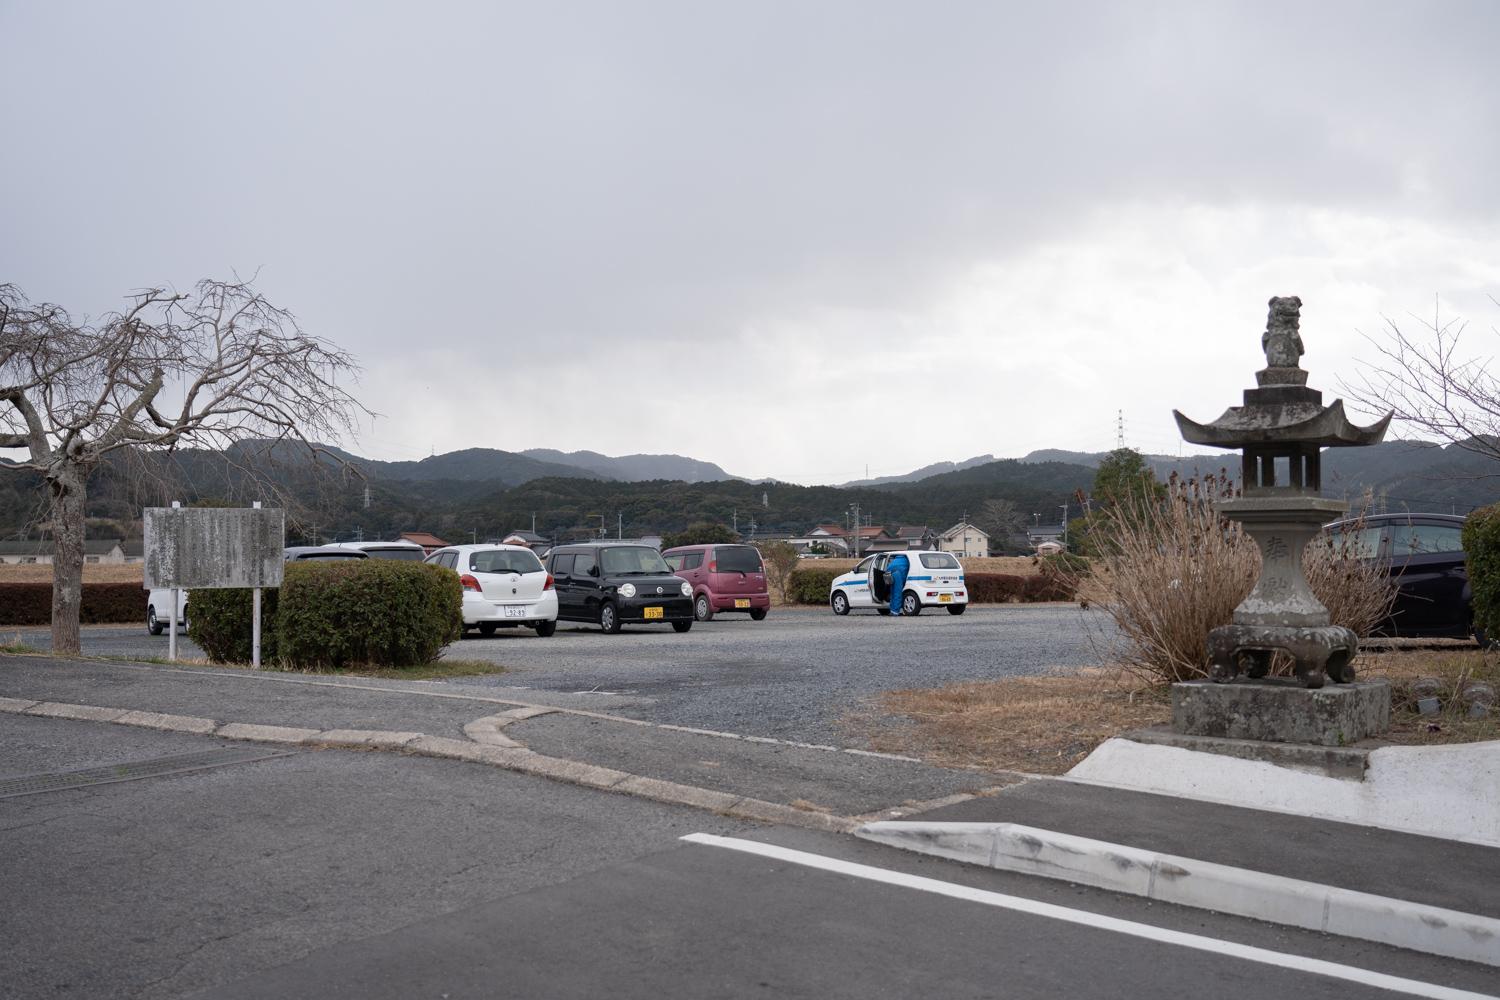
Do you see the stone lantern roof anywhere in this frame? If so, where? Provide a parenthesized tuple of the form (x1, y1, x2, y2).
(1172, 296, 1390, 494)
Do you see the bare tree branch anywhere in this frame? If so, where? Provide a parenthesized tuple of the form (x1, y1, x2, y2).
(0, 277, 371, 654)
(1339, 296, 1500, 470)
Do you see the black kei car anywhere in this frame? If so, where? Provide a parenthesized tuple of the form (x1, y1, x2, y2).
(545, 543, 694, 634)
(1324, 512, 1476, 642)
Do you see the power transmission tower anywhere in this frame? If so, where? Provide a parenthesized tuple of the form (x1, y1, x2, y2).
(362, 485, 371, 509)
(1116, 410, 1126, 449)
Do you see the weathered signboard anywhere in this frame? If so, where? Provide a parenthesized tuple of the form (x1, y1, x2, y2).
(143, 506, 285, 590)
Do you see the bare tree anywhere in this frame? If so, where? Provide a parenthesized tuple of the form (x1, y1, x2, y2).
(757, 540, 801, 603)
(0, 279, 367, 655)
(1342, 295, 1500, 466)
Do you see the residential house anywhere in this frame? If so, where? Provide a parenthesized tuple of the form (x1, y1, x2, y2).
(864, 525, 938, 553)
(0, 539, 128, 565)
(938, 522, 990, 558)
(1025, 524, 1066, 555)
(398, 531, 451, 555)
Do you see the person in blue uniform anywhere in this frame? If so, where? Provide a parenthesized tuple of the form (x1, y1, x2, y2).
(887, 553, 910, 615)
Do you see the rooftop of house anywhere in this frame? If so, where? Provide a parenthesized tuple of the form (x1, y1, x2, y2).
(399, 531, 451, 547)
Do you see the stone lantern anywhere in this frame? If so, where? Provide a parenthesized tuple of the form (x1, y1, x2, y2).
(1174, 296, 1391, 690)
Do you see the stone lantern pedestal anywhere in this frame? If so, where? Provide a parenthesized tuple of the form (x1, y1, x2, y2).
(1170, 296, 1393, 745)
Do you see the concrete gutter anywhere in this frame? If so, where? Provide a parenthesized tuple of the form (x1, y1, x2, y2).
(855, 821, 1500, 968)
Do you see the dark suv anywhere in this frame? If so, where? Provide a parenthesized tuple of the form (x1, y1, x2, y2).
(545, 543, 694, 634)
(1325, 512, 1474, 641)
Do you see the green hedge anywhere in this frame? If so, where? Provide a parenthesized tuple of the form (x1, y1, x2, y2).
(787, 568, 1077, 606)
(191, 561, 461, 669)
(275, 560, 461, 669)
(189, 586, 281, 664)
(0, 582, 145, 626)
(1464, 504, 1500, 641)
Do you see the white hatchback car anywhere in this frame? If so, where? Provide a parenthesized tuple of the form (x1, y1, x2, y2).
(829, 550, 968, 616)
(425, 543, 558, 637)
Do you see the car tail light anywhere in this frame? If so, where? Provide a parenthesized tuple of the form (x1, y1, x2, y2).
(460, 574, 482, 593)
(927, 591, 937, 597)
(544, 574, 555, 591)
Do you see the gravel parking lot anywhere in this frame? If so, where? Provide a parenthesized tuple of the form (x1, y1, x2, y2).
(9, 604, 1110, 746)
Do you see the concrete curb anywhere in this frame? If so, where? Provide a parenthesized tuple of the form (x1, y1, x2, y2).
(855, 821, 1500, 968)
(0, 698, 860, 833)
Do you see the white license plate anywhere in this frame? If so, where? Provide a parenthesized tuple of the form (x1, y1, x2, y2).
(734, 599, 751, 609)
(503, 606, 526, 618)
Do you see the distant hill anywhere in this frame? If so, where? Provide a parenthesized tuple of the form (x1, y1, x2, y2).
(840, 455, 998, 487)
(352, 448, 600, 486)
(520, 449, 735, 482)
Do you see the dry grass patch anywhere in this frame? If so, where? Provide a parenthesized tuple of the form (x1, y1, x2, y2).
(858, 669, 1169, 775)
(1358, 646, 1500, 746)
(0, 564, 145, 584)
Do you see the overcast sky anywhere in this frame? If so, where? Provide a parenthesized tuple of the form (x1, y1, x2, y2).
(4, 1, 1499, 484)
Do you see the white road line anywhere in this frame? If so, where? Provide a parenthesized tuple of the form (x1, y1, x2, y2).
(680, 834, 1498, 1000)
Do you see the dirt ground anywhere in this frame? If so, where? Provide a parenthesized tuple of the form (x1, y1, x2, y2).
(858, 643, 1499, 776)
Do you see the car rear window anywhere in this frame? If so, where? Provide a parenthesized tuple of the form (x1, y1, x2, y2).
(1389, 523, 1464, 556)
(919, 553, 960, 570)
(365, 548, 425, 561)
(714, 546, 762, 573)
(470, 549, 544, 574)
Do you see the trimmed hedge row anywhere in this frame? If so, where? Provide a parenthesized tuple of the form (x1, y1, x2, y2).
(786, 568, 1077, 606)
(0, 582, 146, 626)
(190, 560, 462, 669)
(1463, 504, 1500, 642)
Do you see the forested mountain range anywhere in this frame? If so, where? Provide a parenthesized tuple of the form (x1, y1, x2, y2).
(2, 438, 1496, 547)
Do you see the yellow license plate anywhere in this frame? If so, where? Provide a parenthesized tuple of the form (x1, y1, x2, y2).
(644, 607, 664, 620)
(939, 594, 953, 603)
(735, 599, 751, 608)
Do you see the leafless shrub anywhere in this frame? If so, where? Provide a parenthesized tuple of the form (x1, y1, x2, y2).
(1090, 475, 1394, 687)
(1304, 509, 1397, 640)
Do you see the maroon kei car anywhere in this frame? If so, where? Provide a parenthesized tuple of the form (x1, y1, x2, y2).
(661, 543, 771, 622)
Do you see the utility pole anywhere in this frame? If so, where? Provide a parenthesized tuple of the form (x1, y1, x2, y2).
(1060, 504, 1068, 546)
(733, 508, 738, 535)
(617, 512, 622, 539)
(531, 512, 536, 534)
(849, 501, 862, 558)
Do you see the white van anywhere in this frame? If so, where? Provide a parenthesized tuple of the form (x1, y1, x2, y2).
(145, 587, 189, 635)
(829, 550, 968, 616)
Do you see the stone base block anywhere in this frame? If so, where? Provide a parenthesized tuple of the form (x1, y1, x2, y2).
(1171, 678, 1390, 746)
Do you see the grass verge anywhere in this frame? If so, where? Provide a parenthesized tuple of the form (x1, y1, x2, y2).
(856, 648, 1500, 776)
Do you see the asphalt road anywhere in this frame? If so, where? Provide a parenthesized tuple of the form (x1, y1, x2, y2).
(7, 713, 1493, 1000)
(11, 604, 1110, 745)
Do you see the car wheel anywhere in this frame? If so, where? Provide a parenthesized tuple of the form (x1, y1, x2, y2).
(535, 620, 557, 637)
(672, 620, 693, 633)
(749, 608, 767, 621)
(694, 594, 714, 622)
(830, 592, 850, 616)
(479, 622, 498, 637)
(947, 604, 966, 616)
(600, 602, 622, 634)
(901, 591, 921, 616)
(147, 605, 164, 636)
